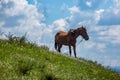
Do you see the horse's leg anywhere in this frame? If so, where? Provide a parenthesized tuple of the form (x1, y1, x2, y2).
(69, 46, 71, 56)
(58, 44, 62, 53)
(73, 45, 76, 58)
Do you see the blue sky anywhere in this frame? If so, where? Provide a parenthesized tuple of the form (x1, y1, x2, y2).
(0, 0, 120, 71)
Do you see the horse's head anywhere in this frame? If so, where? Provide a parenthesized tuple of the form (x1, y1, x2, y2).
(78, 26, 89, 40)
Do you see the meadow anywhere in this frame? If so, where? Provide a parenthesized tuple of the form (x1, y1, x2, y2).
(0, 34, 120, 80)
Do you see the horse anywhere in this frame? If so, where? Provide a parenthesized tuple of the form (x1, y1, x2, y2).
(54, 26, 89, 58)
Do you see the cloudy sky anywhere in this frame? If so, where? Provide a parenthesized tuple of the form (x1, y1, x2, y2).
(0, 0, 120, 69)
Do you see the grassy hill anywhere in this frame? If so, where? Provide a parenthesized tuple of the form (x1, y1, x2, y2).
(0, 38, 120, 80)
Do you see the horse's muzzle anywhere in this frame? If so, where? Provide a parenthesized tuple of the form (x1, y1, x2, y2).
(85, 37, 89, 40)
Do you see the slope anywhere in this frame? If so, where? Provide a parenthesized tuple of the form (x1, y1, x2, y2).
(0, 39, 120, 80)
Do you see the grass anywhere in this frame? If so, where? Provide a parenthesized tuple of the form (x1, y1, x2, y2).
(0, 36, 120, 80)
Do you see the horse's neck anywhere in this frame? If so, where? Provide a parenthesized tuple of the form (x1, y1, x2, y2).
(69, 32, 80, 41)
(68, 29, 81, 40)
(74, 33, 80, 39)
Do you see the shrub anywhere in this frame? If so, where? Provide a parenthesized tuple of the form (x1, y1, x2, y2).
(5, 32, 27, 46)
(39, 45, 49, 51)
(5, 32, 14, 43)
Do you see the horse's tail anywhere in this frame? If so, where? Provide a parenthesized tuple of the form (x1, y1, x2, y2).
(54, 41, 57, 50)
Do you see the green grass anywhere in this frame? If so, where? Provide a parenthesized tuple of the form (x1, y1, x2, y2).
(0, 39, 120, 80)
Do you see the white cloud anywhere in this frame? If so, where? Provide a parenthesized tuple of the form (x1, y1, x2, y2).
(114, 0, 120, 14)
(33, 0, 38, 5)
(69, 6, 80, 14)
(76, 0, 105, 10)
(0, 0, 45, 27)
(86, 1, 92, 7)
(2, 0, 27, 16)
(98, 25, 120, 44)
(97, 43, 106, 52)
(0, 0, 47, 43)
(98, 0, 120, 25)
(53, 18, 69, 31)
(85, 41, 106, 52)
(85, 41, 96, 49)
(67, 6, 94, 27)
(95, 9, 104, 22)
(100, 56, 120, 67)
(107, 25, 120, 44)
(109, 60, 120, 67)
(0, 22, 5, 27)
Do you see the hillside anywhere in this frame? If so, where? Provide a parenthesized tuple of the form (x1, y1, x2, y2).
(0, 39, 120, 80)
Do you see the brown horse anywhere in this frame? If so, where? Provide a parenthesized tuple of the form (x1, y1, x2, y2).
(54, 26, 89, 58)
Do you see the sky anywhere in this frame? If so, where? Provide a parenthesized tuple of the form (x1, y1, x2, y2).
(0, 0, 120, 71)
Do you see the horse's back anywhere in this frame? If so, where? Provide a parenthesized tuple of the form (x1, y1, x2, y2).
(55, 31, 68, 36)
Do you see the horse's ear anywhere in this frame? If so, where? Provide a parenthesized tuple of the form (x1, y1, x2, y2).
(81, 25, 84, 28)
